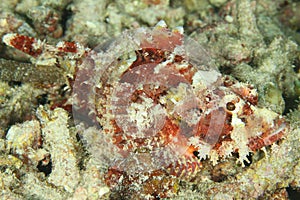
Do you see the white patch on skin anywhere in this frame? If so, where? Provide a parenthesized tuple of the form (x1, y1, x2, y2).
(192, 70, 221, 89)
(210, 150, 219, 166)
(218, 141, 235, 158)
(230, 120, 251, 165)
(188, 137, 211, 160)
(126, 96, 166, 138)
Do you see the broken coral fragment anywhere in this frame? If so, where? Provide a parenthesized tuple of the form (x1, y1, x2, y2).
(36, 106, 80, 193)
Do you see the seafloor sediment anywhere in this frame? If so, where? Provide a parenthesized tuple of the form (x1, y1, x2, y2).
(0, 0, 299, 199)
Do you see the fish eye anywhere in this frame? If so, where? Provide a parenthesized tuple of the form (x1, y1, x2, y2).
(226, 102, 236, 111)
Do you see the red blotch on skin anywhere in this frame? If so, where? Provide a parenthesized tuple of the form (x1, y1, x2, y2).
(242, 103, 254, 115)
(50, 98, 72, 113)
(178, 64, 196, 83)
(130, 48, 166, 69)
(104, 167, 126, 188)
(248, 119, 286, 151)
(140, 29, 182, 51)
(158, 118, 180, 144)
(58, 41, 78, 53)
(196, 109, 233, 149)
(232, 85, 258, 105)
(9, 35, 42, 57)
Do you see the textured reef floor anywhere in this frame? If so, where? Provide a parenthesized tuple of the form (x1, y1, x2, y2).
(0, 0, 300, 199)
